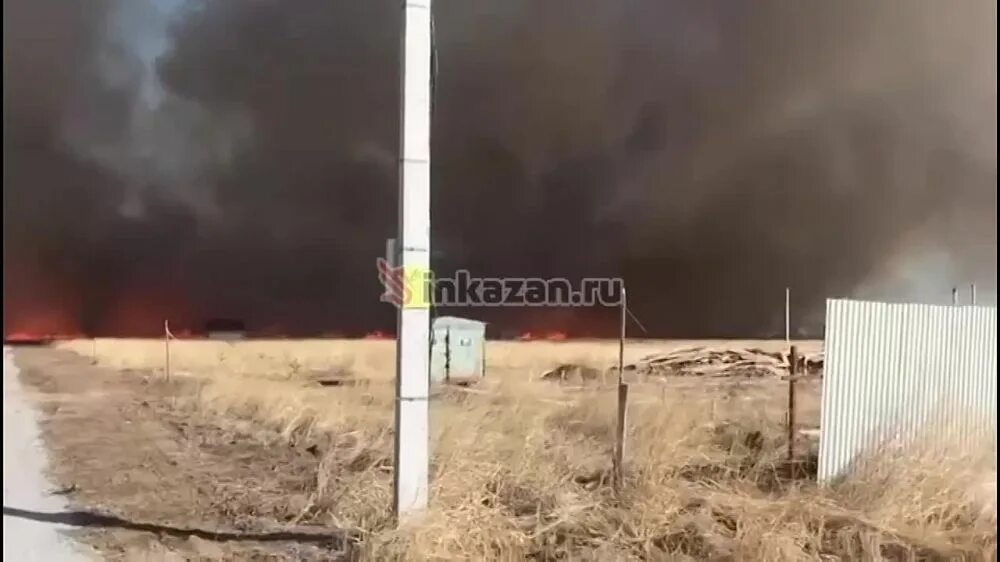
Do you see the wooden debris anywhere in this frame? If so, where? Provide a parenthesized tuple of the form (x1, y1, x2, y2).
(540, 364, 606, 384)
(625, 347, 824, 379)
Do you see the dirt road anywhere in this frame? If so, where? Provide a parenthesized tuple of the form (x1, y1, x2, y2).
(7, 346, 350, 561)
(3, 346, 90, 561)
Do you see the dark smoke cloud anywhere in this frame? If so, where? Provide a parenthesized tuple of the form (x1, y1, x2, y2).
(4, 0, 178, 335)
(4, 0, 996, 337)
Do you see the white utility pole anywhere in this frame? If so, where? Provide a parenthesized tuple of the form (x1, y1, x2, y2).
(394, 0, 433, 520)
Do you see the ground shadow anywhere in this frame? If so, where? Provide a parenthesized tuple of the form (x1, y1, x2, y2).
(3, 506, 353, 548)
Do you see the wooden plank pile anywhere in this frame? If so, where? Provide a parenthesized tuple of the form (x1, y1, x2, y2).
(623, 346, 824, 379)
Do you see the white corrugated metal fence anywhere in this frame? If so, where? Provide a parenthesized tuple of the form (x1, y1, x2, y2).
(818, 298, 997, 482)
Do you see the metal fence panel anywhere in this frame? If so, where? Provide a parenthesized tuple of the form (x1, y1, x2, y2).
(818, 298, 998, 482)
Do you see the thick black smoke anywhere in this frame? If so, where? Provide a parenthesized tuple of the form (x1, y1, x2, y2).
(5, 0, 181, 335)
(4, 0, 996, 337)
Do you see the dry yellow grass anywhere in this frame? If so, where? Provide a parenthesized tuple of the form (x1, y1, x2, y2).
(65, 338, 823, 377)
(57, 338, 995, 560)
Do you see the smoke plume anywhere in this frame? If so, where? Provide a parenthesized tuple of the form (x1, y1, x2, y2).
(4, 0, 996, 337)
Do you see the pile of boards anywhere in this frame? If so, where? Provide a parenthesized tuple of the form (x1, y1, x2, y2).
(624, 346, 824, 379)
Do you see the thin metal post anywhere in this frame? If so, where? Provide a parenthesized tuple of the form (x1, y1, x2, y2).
(971, 283, 977, 306)
(393, 0, 433, 521)
(164, 320, 171, 382)
(613, 286, 629, 490)
(618, 287, 626, 386)
(785, 287, 790, 344)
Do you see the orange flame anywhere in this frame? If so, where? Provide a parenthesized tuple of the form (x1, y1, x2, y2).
(517, 331, 569, 341)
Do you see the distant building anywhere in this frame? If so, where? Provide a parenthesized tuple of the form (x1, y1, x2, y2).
(204, 318, 247, 340)
(431, 316, 486, 383)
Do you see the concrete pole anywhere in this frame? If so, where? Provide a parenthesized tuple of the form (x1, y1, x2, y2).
(393, 0, 433, 520)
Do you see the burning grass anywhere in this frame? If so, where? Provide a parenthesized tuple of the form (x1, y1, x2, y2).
(55, 338, 995, 560)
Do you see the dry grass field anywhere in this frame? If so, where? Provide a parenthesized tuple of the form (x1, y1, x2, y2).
(34, 338, 996, 560)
